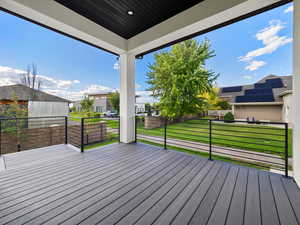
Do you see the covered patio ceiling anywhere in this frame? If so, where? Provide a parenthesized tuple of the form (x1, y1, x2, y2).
(0, 0, 291, 57)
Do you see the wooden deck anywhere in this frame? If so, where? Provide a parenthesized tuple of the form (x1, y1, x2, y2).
(0, 143, 299, 225)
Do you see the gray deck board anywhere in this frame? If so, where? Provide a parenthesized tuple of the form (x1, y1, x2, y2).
(0, 143, 299, 225)
(225, 167, 248, 225)
(244, 169, 262, 225)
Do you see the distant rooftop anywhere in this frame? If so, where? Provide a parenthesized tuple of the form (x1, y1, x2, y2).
(0, 84, 70, 102)
(219, 75, 293, 104)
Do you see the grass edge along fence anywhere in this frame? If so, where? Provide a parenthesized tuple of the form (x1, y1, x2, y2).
(136, 117, 290, 177)
(78, 116, 120, 152)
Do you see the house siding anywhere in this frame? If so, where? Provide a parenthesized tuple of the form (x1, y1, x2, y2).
(28, 101, 69, 117)
(234, 105, 282, 122)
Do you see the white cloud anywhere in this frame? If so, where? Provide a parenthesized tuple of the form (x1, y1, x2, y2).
(239, 20, 292, 62)
(0, 65, 87, 101)
(0, 65, 155, 102)
(136, 91, 157, 104)
(243, 75, 253, 80)
(284, 5, 293, 13)
(83, 84, 113, 94)
(245, 60, 266, 71)
(113, 62, 119, 70)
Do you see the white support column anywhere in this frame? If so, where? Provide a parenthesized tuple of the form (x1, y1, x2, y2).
(293, 0, 300, 185)
(119, 53, 136, 143)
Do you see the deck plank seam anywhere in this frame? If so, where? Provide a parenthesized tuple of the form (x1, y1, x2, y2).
(190, 164, 231, 225)
(168, 162, 220, 225)
(149, 160, 215, 225)
(131, 159, 209, 225)
(1, 152, 180, 224)
(223, 167, 240, 225)
(22, 153, 183, 225)
(48, 154, 187, 225)
(0, 150, 162, 206)
(0, 150, 172, 218)
(280, 176, 300, 225)
(242, 168, 249, 225)
(102, 158, 204, 224)
(0, 146, 160, 187)
(93, 157, 196, 225)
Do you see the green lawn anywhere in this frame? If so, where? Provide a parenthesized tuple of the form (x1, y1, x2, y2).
(69, 112, 119, 128)
(140, 140, 268, 170)
(84, 138, 118, 150)
(137, 119, 292, 157)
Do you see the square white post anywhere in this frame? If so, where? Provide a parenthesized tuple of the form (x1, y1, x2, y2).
(293, 0, 300, 185)
(119, 53, 136, 143)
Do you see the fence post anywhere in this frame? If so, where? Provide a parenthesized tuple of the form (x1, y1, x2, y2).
(80, 118, 84, 153)
(135, 116, 137, 143)
(284, 123, 289, 177)
(0, 119, 2, 156)
(118, 116, 120, 143)
(164, 117, 167, 150)
(65, 116, 68, 144)
(209, 119, 212, 160)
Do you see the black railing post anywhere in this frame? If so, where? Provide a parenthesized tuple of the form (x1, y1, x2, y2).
(0, 119, 2, 156)
(118, 116, 120, 143)
(284, 123, 289, 177)
(209, 119, 212, 160)
(65, 116, 68, 144)
(164, 117, 167, 150)
(135, 116, 137, 143)
(80, 118, 84, 153)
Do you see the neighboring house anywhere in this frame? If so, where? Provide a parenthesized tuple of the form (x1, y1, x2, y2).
(219, 75, 293, 123)
(0, 84, 70, 118)
(73, 91, 112, 113)
(135, 103, 146, 113)
(74, 92, 147, 113)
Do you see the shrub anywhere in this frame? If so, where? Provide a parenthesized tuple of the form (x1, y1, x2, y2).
(224, 112, 234, 123)
(94, 113, 101, 117)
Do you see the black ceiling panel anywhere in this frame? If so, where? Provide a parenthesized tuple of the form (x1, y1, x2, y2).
(55, 0, 204, 39)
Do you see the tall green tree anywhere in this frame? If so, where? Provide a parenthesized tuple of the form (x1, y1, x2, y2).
(2, 92, 28, 151)
(147, 39, 218, 118)
(109, 91, 120, 113)
(80, 97, 94, 112)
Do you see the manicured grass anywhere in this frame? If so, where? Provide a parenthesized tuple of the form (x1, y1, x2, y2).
(69, 112, 119, 129)
(84, 138, 118, 150)
(139, 139, 267, 170)
(137, 119, 293, 157)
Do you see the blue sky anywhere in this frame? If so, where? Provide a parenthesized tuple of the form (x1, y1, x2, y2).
(0, 3, 293, 102)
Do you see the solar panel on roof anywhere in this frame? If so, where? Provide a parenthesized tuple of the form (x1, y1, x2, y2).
(266, 78, 284, 88)
(254, 78, 283, 89)
(222, 86, 242, 93)
(245, 88, 273, 96)
(235, 95, 275, 103)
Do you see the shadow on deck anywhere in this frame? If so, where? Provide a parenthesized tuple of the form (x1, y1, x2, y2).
(0, 143, 299, 225)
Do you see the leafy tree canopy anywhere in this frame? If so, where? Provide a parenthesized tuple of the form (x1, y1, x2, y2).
(109, 91, 120, 113)
(147, 39, 218, 118)
(80, 97, 94, 112)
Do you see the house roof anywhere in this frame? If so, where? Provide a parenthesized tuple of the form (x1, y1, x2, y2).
(0, 84, 70, 103)
(219, 75, 293, 104)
